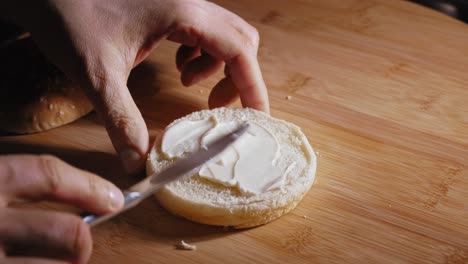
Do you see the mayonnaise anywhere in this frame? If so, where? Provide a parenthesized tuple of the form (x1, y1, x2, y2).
(161, 116, 290, 195)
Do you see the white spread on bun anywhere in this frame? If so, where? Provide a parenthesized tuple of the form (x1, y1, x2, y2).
(161, 116, 295, 195)
(147, 107, 317, 228)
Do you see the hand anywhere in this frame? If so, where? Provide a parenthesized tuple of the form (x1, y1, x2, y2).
(6, 0, 270, 174)
(0, 155, 124, 264)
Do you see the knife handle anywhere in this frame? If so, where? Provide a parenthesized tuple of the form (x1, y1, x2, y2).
(81, 191, 142, 227)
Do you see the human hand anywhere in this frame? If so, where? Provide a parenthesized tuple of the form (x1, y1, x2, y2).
(8, 0, 269, 174)
(0, 155, 124, 264)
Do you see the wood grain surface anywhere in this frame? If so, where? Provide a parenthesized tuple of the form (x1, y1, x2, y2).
(1, 0, 468, 263)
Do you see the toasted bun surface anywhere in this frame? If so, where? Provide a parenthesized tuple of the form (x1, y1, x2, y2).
(0, 36, 92, 134)
(147, 108, 317, 229)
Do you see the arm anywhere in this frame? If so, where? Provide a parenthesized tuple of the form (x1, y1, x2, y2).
(1, 0, 270, 174)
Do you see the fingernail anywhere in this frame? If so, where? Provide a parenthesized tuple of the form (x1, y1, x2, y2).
(108, 186, 124, 211)
(120, 148, 143, 174)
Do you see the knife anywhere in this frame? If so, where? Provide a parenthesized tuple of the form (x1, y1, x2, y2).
(82, 122, 249, 227)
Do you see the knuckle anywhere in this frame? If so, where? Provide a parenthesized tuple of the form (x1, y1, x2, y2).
(247, 25, 260, 46)
(68, 217, 91, 256)
(233, 23, 260, 55)
(86, 173, 99, 196)
(105, 107, 135, 133)
(83, 61, 126, 101)
(89, 68, 108, 91)
(243, 25, 260, 51)
(174, 0, 206, 25)
(85, 65, 113, 97)
(99, 82, 118, 105)
(76, 53, 107, 90)
(38, 155, 62, 195)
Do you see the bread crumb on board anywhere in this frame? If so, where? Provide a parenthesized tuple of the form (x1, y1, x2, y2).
(175, 240, 197, 251)
(285, 95, 292, 100)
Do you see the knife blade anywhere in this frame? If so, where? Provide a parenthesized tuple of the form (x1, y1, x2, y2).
(82, 122, 249, 227)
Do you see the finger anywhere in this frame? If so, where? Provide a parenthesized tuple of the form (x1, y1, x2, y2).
(208, 77, 239, 109)
(4, 258, 67, 264)
(176, 45, 200, 72)
(0, 209, 92, 264)
(83, 75, 149, 174)
(0, 155, 124, 214)
(181, 53, 223, 86)
(168, 4, 270, 113)
(227, 53, 269, 113)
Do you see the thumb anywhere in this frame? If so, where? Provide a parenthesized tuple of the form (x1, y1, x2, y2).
(86, 76, 149, 174)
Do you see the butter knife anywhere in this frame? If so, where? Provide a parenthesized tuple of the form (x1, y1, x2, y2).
(82, 122, 249, 227)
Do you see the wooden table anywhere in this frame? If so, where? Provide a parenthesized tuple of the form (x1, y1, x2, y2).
(1, 0, 468, 263)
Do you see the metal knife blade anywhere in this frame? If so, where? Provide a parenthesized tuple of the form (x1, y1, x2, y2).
(82, 122, 249, 227)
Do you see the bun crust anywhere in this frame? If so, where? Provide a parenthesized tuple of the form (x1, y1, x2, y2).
(147, 108, 317, 229)
(0, 36, 92, 134)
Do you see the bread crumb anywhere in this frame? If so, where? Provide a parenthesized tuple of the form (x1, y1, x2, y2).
(48, 104, 54, 110)
(199, 89, 204, 94)
(302, 215, 308, 219)
(175, 240, 196, 251)
(285, 95, 292, 100)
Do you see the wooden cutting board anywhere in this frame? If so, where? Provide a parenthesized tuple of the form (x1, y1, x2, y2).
(1, 0, 468, 263)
